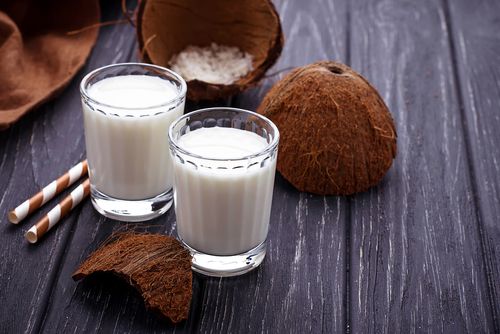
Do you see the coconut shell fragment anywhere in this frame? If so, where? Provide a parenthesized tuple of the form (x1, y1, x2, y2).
(137, 0, 284, 101)
(257, 61, 397, 195)
(73, 233, 192, 324)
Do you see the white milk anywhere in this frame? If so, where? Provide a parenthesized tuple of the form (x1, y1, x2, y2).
(173, 127, 277, 256)
(83, 75, 184, 200)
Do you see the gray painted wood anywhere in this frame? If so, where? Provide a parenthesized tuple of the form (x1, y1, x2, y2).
(196, 191, 347, 334)
(197, 0, 349, 332)
(37, 0, 350, 333)
(0, 2, 140, 333)
(348, 0, 495, 332)
(446, 0, 500, 329)
(0, 0, 499, 333)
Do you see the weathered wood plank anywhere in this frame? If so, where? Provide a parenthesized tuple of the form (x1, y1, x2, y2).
(26, 2, 202, 333)
(197, 0, 350, 332)
(197, 190, 348, 334)
(348, 0, 494, 332)
(0, 121, 84, 334)
(2, 0, 499, 333)
(38, 0, 350, 333)
(0, 9, 127, 334)
(446, 0, 500, 330)
(0, 2, 145, 333)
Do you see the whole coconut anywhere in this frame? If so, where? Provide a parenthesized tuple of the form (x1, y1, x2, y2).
(257, 61, 397, 195)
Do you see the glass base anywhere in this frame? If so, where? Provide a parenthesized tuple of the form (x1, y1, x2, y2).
(182, 241, 267, 277)
(90, 187, 173, 222)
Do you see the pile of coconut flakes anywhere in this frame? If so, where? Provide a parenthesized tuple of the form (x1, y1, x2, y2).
(170, 43, 253, 85)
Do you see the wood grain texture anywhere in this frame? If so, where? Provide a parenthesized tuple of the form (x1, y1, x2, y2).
(348, 0, 495, 332)
(1, 0, 499, 333)
(37, 0, 350, 333)
(0, 1, 142, 333)
(196, 187, 347, 334)
(22, 1, 195, 333)
(0, 10, 100, 334)
(197, 0, 350, 332)
(446, 0, 500, 330)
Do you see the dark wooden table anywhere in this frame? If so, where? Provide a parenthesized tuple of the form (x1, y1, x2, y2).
(1, 0, 499, 333)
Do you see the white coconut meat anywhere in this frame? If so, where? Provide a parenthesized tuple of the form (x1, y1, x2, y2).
(170, 43, 253, 85)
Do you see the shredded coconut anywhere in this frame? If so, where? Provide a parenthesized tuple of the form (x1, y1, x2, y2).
(170, 43, 253, 85)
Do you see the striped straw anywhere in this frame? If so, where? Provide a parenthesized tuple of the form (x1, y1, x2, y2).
(8, 160, 88, 224)
(25, 178, 90, 244)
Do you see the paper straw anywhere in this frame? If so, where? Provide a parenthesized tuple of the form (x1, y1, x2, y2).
(25, 178, 90, 244)
(8, 160, 88, 224)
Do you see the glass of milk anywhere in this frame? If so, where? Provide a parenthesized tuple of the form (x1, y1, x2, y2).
(169, 107, 279, 276)
(80, 63, 186, 221)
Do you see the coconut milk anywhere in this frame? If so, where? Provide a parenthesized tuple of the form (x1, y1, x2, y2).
(83, 75, 185, 200)
(173, 127, 277, 256)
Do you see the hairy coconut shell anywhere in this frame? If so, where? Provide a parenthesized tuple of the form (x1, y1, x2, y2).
(257, 61, 397, 195)
(137, 0, 284, 101)
(73, 233, 192, 324)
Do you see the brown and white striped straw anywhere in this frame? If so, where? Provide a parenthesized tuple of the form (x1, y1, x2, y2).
(8, 160, 88, 224)
(25, 178, 90, 244)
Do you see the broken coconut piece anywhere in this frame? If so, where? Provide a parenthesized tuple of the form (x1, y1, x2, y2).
(170, 43, 253, 85)
(257, 61, 397, 195)
(137, 0, 284, 101)
(73, 233, 192, 323)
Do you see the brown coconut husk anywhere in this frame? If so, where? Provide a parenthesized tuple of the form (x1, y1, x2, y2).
(73, 233, 192, 324)
(137, 0, 284, 101)
(257, 61, 397, 195)
(0, 0, 100, 130)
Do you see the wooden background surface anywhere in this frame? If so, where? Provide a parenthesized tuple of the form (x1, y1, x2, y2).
(1, 0, 499, 333)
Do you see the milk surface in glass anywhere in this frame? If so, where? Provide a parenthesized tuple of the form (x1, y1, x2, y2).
(83, 75, 185, 200)
(173, 127, 277, 256)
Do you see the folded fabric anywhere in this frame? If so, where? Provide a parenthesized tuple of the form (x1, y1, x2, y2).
(0, 0, 100, 130)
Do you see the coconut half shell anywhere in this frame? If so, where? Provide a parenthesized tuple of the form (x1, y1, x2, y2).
(257, 61, 397, 195)
(137, 0, 284, 101)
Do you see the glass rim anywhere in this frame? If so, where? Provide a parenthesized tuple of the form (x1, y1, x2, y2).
(168, 107, 280, 162)
(80, 62, 187, 111)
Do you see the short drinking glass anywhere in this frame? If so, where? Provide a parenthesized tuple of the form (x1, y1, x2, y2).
(80, 63, 186, 221)
(169, 107, 279, 277)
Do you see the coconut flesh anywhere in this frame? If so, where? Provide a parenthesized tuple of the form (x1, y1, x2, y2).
(257, 61, 397, 195)
(169, 43, 254, 85)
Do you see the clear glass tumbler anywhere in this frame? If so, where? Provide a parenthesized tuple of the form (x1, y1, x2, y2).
(169, 107, 279, 277)
(80, 63, 186, 221)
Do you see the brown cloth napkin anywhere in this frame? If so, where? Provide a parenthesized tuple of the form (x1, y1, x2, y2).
(0, 0, 100, 130)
